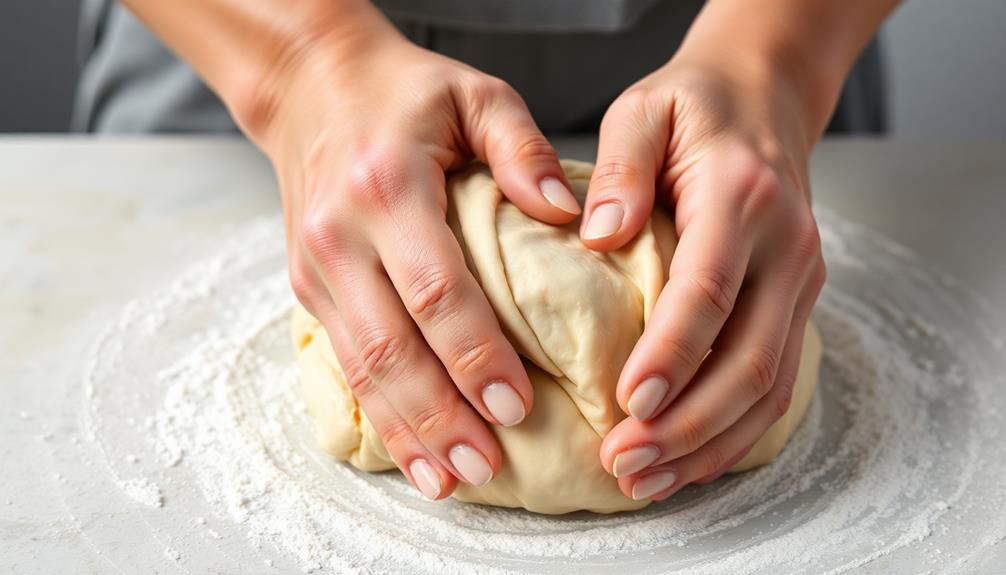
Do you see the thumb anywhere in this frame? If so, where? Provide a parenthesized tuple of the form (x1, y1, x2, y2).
(455, 77, 581, 225)
(580, 92, 669, 251)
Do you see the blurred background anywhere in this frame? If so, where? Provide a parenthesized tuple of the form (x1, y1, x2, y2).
(2, 0, 1004, 135)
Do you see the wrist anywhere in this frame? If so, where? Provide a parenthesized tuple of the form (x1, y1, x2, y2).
(121, 0, 400, 145)
(220, 1, 400, 144)
(677, 0, 897, 142)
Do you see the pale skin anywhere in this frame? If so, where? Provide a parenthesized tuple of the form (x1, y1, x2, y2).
(123, 0, 899, 501)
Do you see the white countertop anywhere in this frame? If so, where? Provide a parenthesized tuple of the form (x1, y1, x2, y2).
(2, 136, 1004, 573)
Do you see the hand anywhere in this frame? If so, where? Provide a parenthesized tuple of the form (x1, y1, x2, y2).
(253, 10, 582, 500)
(585, 53, 827, 500)
(121, 0, 894, 506)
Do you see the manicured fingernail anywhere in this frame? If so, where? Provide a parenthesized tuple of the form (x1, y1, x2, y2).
(627, 376, 669, 420)
(631, 470, 677, 500)
(449, 444, 493, 486)
(409, 459, 442, 500)
(582, 203, 624, 240)
(540, 177, 581, 215)
(482, 381, 526, 427)
(612, 444, 660, 478)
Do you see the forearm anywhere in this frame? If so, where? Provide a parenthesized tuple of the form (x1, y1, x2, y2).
(119, 0, 396, 140)
(679, 0, 899, 143)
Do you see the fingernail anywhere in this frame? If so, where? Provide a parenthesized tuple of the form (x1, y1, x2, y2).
(612, 444, 661, 478)
(482, 381, 526, 427)
(448, 444, 493, 486)
(540, 177, 581, 215)
(627, 376, 669, 420)
(632, 470, 677, 500)
(409, 459, 442, 500)
(582, 203, 624, 240)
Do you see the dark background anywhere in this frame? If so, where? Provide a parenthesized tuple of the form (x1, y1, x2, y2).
(2, 0, 1005, 135)
(1, 0, 83, 132)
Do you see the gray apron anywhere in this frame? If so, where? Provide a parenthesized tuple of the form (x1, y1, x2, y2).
(72, 0, 884, 134)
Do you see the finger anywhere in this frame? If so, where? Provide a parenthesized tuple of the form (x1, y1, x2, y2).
(616, 149, 801, 422)
(313, 298, 459, 500)
(315, 243, 503, 487)
(620, 306, 812, 501)
(371, 180, 533, 428)
(602, 260, 803, 475)
(616, 208, 752, 422)
(580, 90, 669, 249)
(692, 442, 756, 482)
(683, 262, 824, 489)
(454, 76, 581, 224)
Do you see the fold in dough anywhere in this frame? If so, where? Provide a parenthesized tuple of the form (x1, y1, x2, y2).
(291, 159, 821, 514)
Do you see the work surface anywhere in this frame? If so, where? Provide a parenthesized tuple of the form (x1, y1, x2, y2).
(2, 136, 1005, 573)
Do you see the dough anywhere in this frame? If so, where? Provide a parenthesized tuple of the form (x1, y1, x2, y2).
(291, 160, 821, 514)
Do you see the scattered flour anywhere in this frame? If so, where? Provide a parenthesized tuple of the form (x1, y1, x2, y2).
(118, 477, 163, 509)
(74, 211, 1006, 573)
(164, 547, 181, 562)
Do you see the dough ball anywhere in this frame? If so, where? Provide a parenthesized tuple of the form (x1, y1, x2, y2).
(291, 160, 821, 514)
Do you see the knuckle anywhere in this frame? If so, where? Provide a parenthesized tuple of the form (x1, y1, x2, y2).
(609, 87, 655, 118)
(483, 76, 515, 99)
(796, 262, 827, 323)
(356, 327, 409, 377)
(790, 212, 823, 261)
(745, 165, 783, 215)
(653, 332, 703, 372)
(684, 267, 737, 319)
(449, 338, 495, 378)
(464, 75, 513, 106)
(592, 157, 643, 191)
(300, 213, 358, 280)
(343, 155, 409, 215)
(811, 260, 828, 294)
(699, 443, 729, 476)
(405, 262, 461, 319)
(772, 375, 796, 419)
(411, 402, 457, 439)
(505, 134, 557, 165)
(288, 260, 321, 307)
(342, 357, 376, 399)
(743, 344, 781, 400)
(300, 211, 342, 258)
(721, 146, 781, 215)
(677, 412, 708, 454)
(379, 417, 416, 453)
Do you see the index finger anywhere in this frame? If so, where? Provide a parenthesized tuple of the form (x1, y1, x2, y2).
(370, 171, 534, 429)
(616, 207, 753, 421)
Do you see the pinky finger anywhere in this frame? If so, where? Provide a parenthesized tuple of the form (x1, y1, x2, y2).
(620, 315, 810, 502)
(692, 442, 755, 485)
(319, 304, 459, 501)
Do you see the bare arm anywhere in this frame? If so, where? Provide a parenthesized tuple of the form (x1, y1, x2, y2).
(590, 0, 898, 499)
(681, 0, 900, 145)
(118, 0, 389, 142)
(122, 0, 585, 500)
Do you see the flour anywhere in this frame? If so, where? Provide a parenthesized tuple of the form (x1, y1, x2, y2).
(164, 547, 181, 561)
(119, 477, 163, 508)
(76, 210, 1006, 574)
